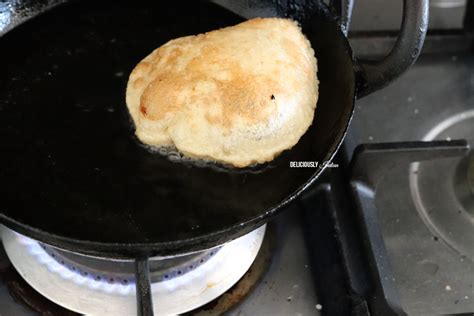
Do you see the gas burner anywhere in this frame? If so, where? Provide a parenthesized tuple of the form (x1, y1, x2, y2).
(39, 243, 221, 284)
(410, 109, 474, 260)
(1, 225, 266, 315)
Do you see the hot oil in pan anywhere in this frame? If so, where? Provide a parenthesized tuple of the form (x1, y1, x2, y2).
(0, 0, 352, 245)
(0, 0, 309, 242)
(137, 141, 276, 174)
(128, 91, 276, 174)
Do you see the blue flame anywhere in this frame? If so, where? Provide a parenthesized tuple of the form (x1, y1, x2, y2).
(16, 234, 134, 296)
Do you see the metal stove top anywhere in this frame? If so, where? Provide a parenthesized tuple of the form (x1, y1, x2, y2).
(343, 52, 474, 315)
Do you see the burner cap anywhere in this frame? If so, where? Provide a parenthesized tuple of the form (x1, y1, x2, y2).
(39, 242, 220, 284)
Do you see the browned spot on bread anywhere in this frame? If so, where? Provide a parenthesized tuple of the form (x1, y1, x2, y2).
(139, 104, 147, 116)
(133, 77, 145, 89)
(133, 61, 152, 75)
(139, 74, 183, 121)
(205, 113, 220, 125)
(163, 48, 184, 66)
(214, 71, 279, 127)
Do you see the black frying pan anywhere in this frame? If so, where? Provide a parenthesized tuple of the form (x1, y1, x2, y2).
(0, 0, 428, 258)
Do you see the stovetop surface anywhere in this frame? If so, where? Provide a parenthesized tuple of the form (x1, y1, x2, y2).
(343, 52, 474, 315)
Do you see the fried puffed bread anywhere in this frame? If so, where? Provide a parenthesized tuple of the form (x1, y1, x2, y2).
(126, 18, 318, 167)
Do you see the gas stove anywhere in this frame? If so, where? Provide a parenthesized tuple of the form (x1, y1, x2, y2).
(1, 0, 474, 316)
(1, 225, 266, 315)
(0, 205, 321, 316)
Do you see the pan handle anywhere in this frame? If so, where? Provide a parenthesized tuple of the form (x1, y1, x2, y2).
(354, 0, 429, 98)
